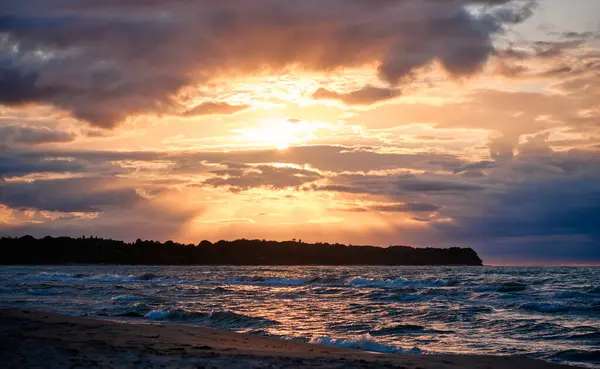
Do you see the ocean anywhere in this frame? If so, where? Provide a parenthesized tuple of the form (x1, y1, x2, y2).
(1, 266, 598, 368)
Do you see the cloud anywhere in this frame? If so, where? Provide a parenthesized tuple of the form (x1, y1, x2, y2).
(395, 177, 485, 192)
(0, 154, 86, 177)
(311, 171, 486, 201)
(561, 31, 595, 40)
(436, 172, 600, 262)
(1, 136, 600, 263)
(182, 101, 250, 117)
(0, 145, 469, 183)
(349, 87, 592, 144)
(0, 125, 75, 145)
(0, 0, 532, 127)
(367, 202, 440, 213)
(453, 160, 496, 174)
(312, 85, 402, 105)
(206, 146, 467, 173)
(0, 177, 144, 212)
(204, 165, 322, 191)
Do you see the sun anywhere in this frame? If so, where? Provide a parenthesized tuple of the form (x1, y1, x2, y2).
(232, 118, 317, 149)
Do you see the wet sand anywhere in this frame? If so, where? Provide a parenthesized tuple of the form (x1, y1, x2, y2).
(0, 309, 575, 368)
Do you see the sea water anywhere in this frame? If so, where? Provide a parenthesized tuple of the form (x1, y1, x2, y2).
(1, 266, 599, 368)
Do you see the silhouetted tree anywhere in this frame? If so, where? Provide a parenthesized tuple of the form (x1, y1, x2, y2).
(0, 236, 483, 266)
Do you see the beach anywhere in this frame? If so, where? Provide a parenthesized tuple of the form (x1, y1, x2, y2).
(0, 309, 575, 369)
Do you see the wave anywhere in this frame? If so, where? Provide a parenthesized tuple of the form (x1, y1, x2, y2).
(26, 289, 59, 296)
(564, 331, 600, 341)
(34, 272, 79, 280)
(225, 275, 455, 289)
(476, 282, 528, 293)
(587, 286, 600, 294)
(143, 309, 279, 329)
(519, 302, 570, 313)
(518, 302, 600, 314)
(29, 272, 180, 284)
(391, 294, 424, 302)
(346, 276, 452, 288)
(552, 291, 593, 299)
(310, 287, 345, 295)
(548, 349, 600, 362)
(370, 324, 452, 336)
(309, 334, 421, 354)
(112, 295, 143, 303)
(225, 276, 309, 286)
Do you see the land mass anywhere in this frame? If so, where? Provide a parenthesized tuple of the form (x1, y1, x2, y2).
(0, 309, 573, 369)
(0, 236, 483, 265)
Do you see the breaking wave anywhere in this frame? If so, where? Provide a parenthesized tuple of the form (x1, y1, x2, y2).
(143, 309, 279, 329)
(346, 276, 452, 288)
(225, 275, 454, 288)
(310, 334, 421, 354)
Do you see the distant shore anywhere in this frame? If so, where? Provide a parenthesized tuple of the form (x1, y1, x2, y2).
(0, 309, 574, 369)
(1, 236, 483, 265)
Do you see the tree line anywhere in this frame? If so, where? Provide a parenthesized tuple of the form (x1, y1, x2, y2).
(0, 235, 483, 265)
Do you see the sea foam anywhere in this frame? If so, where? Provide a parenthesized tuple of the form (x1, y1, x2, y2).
(310, 334, 421, 354)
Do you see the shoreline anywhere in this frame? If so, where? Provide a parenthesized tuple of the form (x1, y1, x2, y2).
(0, 309, 576, 369)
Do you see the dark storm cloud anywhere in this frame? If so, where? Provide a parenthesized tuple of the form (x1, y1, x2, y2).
(0, 125, 75, 145)
(0, 150, 146, 178)
(453, 160, 496, 174)
(0, 177, 144, 212)
(312, 85, 402, 105)
(395, 177, 485, 192)
(429, 142, 600, 262)
(473, 177, 600, 239)
(311, 171, 487, 198)
(0, 0, 533, 127)
(0, 154, 86, 176)
(436, 173, 600, 262)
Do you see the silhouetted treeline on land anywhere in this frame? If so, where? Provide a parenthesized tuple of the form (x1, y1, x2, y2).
(0, 236, 483, 265)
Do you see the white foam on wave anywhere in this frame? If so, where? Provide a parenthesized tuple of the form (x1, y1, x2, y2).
(35, 272, 79, 280)
(145, 310, 173, 320)
(112, 295, 143, 302)
(225, 275, 453, 288)
(309, 334, 421, 354)
(347, 276, 450, 288)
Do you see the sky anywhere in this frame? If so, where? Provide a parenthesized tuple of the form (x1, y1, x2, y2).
(1, 0, 599, 265)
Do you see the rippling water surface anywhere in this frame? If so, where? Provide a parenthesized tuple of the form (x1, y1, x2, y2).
(1, 266, 599, 367)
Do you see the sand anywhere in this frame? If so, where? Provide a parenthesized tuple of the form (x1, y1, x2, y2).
(0, 309, 575, 369)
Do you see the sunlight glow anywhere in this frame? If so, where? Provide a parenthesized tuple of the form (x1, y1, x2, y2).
(231, 118, 321, 149)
